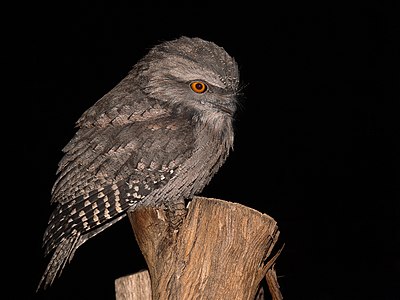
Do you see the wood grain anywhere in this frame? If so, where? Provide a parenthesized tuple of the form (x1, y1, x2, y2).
(117, 196, 282, 299)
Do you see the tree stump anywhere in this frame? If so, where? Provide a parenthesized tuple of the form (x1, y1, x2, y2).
(115, 196, 283, 299)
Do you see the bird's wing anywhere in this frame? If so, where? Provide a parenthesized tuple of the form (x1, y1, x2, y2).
(39, 107, 194, 289)
(44, 107, 194, 250)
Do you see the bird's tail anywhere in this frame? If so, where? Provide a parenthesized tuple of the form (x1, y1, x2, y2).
(37, 212, 127, 291)
(37, 233, 83, 291)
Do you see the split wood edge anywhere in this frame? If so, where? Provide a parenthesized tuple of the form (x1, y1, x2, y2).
(115, 196, 283, 300)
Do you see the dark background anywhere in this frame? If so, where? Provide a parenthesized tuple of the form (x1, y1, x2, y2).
(8, 1, 399, 299)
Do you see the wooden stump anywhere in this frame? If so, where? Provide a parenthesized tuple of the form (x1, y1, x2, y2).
(115, 270, 152, 300)
(115, 196, 282, 300)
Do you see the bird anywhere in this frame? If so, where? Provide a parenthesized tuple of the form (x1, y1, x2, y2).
(38, 36, 240, 290)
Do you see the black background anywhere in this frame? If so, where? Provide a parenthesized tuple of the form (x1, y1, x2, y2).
(9, 1, 399, 299)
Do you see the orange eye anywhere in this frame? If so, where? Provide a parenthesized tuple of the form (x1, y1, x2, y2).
(190, 81, 207, 93)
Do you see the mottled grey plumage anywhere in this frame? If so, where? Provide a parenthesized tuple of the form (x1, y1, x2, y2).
(38, 36, 240, 290)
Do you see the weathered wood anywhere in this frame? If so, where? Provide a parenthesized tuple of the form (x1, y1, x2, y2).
(115, 270, 152, 300)
(266, 265, 284, 300)
(118, 196, 282, 299)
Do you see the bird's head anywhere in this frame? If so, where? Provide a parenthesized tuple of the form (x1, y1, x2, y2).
(136, 36, 240, 118)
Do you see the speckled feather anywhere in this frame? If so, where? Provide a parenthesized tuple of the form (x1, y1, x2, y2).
(39, 36, 240, 290)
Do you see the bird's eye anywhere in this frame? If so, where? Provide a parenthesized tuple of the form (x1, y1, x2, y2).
(190, 81, 207, 94)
